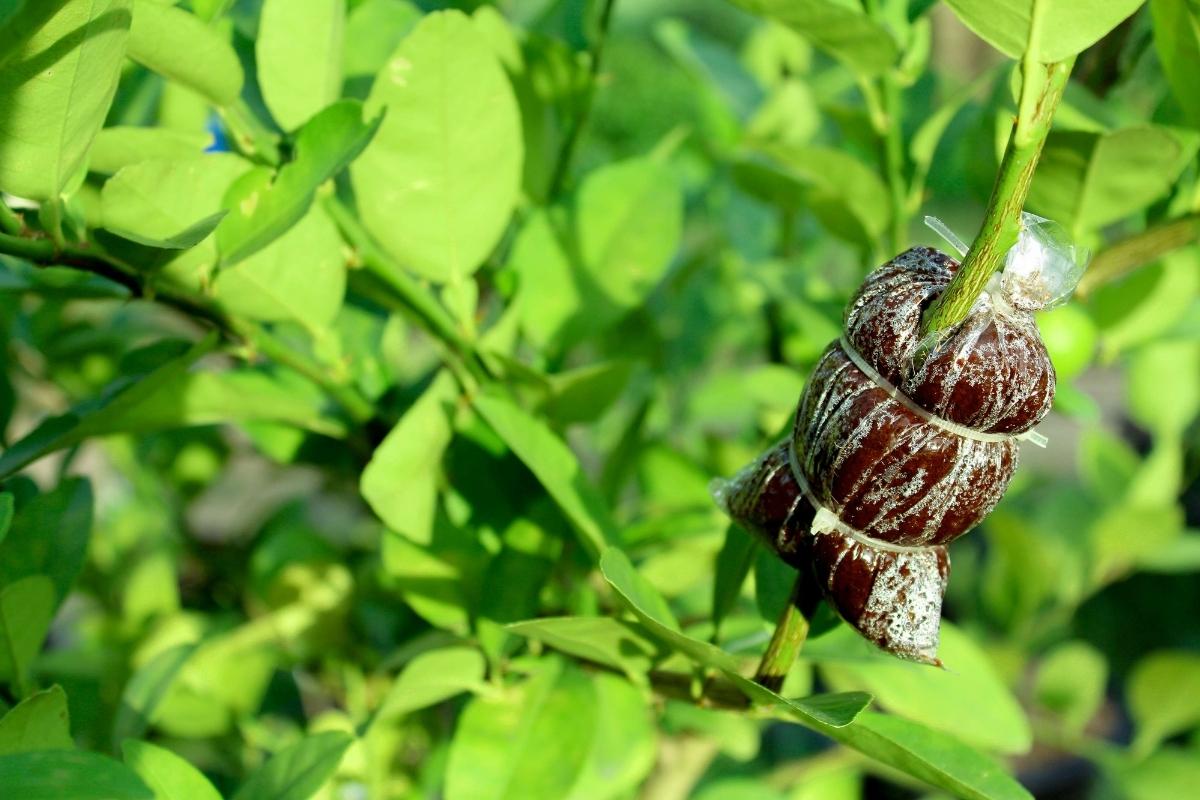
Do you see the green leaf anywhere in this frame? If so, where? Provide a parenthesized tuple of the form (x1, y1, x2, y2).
(361, 371, 457, 546)
(1029, 126, 1197, 234)
(819, 623, 1033, 754)
(121, 741, 222, 800)
(343, 0, 421, 81)
(507, 616, 665, 680)
(213, 203, 347, 331)
(537, 361, 635, 425)
(0, 494, 12, 545)
(827, 712, 1033, 800)
(232, 731, 353, 800)
(1102, 747, 1200, 800)
(0, 686, 72, 755)
(89, 127, 212, 175)
(944, 0, 1145, 62)
(127, 0, 243, 106)
(754, 144, 890, 247)
(0, 337, 213, 479)
(564, 673, 657, 800)
(217, 100, 382, 266)
(376, 646, 487, 721)
(509, 208, 578, 350)
(754, 547, 795, 624)
(1033, 641, 1107, 733)
(1128, 651, 1200, 755)
(257, 0, 345, 131)
(0, 749, 152, 799)
(100, 155, 250, 258)
(112, 210, 228, 250)
(380, 523, 488, 635)
(445, 661, 596, 800)
(472, 393, 619, 560)
(1125, 340, 1200, 436)
(711, 525, 757, 636)
(0, 576, 55, 691)
(1151, 0, 1200, 127)
(572, 158, 683, 334)
(0, 479, 91, 604)
(0, 0, 133, 200)
(725, 0, 898, 76)
(908, 68, 999, 210)
(112, 644, 196, 747)
(352, 9, 523, 282)
(599, 548, 871, 729)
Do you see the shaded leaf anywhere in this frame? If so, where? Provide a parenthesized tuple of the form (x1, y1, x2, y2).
(0, 577, 56, 691)
(112, 644, 196, 747)
(473, 393, 619, 560)
(0, 480, 92, 604)
(231, 731, 353, 800)
(0, 749, 152, 799)
(0, 686, 72, 755)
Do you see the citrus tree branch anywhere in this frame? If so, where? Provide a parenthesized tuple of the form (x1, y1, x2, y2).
(752, 567, 820, 692)
(1076, 213, 1200, 296)
(0, 226, 377, 427)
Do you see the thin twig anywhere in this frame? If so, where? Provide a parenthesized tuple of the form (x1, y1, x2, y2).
(1076, 213, 1200, 296)
(546, 0, 617, 199)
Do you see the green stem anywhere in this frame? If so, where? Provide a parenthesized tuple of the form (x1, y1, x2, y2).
(220, 99, 281, 165)
(546, 0, 617, 199)
(0, 202, 24, 236)
(324, 197, 490, 382)
(881, 74, 908, 255)
(1077, 213, 1200, 296)
(0, 231, 378, 428)
(234, 322, 376, 426)
(752, 570, 819, 693)
(920, 57, 1073, 337)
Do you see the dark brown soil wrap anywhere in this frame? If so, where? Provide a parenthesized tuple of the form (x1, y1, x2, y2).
(716, 247, 1054, 664)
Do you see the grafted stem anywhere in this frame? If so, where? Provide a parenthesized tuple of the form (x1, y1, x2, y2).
(752, 568, 821, 692)
(920, 58, 1074, 337)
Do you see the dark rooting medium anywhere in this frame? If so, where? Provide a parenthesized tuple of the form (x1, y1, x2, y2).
(715, 247, 1057, 664)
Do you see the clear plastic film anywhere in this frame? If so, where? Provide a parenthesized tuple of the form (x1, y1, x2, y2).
(924, 212, 1088, 312)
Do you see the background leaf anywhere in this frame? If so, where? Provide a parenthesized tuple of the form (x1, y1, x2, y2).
(257, 0, 345, 131)
(0, 749, 152, 800)
(0, 686, 73, 755)
(121, 740, 222, 800)
(231, 731, 353, 800)
(127, 0, 242, 106)
(0, 0, 132, 200)
(944, 0, 1146, 62)
(352, 9, 523, 282)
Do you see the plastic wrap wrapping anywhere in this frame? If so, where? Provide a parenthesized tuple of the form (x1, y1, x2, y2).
(715, 220, 1084, 664)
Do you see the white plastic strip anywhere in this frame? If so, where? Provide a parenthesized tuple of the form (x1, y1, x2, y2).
(785, 439, 932, 554)
(924, 215, 969, 257)
(838, 336, 1048, 448)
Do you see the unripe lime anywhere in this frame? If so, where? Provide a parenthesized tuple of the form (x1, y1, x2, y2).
(1037, 304, 1097, 380)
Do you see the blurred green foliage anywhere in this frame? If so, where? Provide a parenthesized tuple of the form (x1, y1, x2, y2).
(0, 0, 1198, 798)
